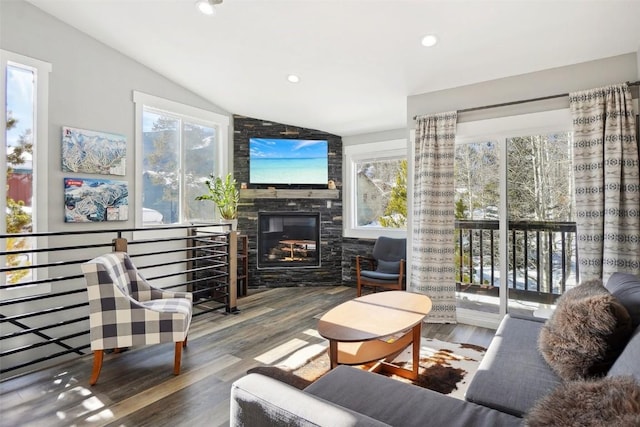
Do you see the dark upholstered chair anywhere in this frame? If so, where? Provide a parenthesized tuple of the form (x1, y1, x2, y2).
(356, 237, 407, 297)
(81, 252, 192, 385)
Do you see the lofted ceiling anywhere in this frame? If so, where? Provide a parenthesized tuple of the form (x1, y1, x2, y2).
(26, 0, 640, 137)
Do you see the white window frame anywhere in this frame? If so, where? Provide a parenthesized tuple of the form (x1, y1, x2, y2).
(343, 139, 407, 239)
(133, 91, 230, 227)
(1, 50, 52, 298)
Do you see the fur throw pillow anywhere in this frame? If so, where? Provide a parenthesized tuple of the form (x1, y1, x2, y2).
(525, 376, 640, 427)
(538, 279, 632, 381)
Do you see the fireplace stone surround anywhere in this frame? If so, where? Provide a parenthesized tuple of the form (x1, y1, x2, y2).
(234, 115, 344, 288)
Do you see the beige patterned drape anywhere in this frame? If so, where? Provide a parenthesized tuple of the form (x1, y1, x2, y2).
(412, 112, 458, 323)
(569, 83, 640, 284)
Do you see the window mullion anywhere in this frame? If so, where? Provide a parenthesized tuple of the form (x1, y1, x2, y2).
(178, 118, 185, 224)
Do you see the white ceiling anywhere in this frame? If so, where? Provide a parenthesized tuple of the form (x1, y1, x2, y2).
(26, 0, 640, 137)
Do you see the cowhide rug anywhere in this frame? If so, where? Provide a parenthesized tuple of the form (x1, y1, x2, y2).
(248, 338, 486, 399)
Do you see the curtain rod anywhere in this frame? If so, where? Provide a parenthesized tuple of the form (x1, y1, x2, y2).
(413, 80, 640, 120)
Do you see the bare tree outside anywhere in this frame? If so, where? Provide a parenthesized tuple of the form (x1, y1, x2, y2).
(506, 133, 574, 293)
(455, 131, 575, 300)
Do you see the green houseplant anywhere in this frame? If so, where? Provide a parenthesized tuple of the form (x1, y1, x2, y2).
(195, 173, 240, 220)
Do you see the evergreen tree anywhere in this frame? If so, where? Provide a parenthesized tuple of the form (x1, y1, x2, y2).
(378, 160, 407, 228)
(5, 112, 32, 283)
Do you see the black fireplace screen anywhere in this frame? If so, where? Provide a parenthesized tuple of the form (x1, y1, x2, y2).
(257, 212, 320, 269)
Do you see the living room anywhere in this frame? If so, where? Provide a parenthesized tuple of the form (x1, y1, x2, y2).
(2, 0, 640, 426)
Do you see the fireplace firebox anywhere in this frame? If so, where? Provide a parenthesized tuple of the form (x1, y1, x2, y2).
(257, 212, 320, 269)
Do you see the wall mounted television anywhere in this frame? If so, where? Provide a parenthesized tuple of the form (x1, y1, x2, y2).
(249, 138, 329, 186)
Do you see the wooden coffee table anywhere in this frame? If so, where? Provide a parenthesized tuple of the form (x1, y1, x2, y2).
(317, 291, 432, 380)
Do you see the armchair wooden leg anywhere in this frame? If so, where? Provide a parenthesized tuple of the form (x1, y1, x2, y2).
(89, 350, 104, 386)
(183, 336, 188, 348)
(174, 341, 183, 375)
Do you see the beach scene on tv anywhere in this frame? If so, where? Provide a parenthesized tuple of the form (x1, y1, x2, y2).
(249, 138, 329, 185)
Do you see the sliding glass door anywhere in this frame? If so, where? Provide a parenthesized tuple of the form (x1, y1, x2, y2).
(453, 111, 576, 322)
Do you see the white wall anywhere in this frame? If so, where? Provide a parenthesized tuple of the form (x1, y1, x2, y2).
(342, 127, 407, 147)
(0, 0, 232, 232)
(407, 53, 638, 123)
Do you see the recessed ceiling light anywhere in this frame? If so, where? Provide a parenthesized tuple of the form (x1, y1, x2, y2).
(196, 0, 222, 16)
(287, 74, 300, 83)
(421, 34, 438, 47)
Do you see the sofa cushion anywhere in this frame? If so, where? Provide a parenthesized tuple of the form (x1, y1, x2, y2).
(305, 365, 522, 427)
(538, 279, 633, 380)
(524, 376, 640, 427)
(465, 314, 561, 417)
(608, 325, 640, 382)
(606, 272, 640, 329)
(230, 372, 391, 426)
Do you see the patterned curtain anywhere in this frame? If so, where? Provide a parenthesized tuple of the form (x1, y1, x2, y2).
(569, 83, 640, 284)
(412, 111, 458, 323)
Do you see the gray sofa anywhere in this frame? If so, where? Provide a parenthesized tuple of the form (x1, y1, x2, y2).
(230, 274, 640, 426)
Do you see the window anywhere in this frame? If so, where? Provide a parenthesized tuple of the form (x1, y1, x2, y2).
(344, 139, 407, 238)
(1, 50, 51, 296)
(134, 92, 229, 226)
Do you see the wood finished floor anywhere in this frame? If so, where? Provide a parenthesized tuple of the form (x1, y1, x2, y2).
(0, 287, 496, 427)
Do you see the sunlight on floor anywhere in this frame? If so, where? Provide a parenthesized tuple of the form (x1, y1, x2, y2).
(52, 370, 114, 424)
(254, 329, 329, 370)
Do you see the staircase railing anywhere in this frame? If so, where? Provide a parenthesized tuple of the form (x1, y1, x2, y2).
(0, 224, 237, 379)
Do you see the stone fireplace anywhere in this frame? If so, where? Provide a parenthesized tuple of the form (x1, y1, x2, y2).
(234, 114, 343, 288)
(257, 212, 320, 269)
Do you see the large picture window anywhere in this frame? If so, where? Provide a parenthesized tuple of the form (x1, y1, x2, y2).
(134, 92, 229, 226)
(344, 139, 407, 238)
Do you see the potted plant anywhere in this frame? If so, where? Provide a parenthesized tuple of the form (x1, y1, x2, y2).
(196, 173, 240, 227)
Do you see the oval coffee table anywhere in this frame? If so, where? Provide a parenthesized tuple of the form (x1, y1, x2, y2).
(317, 291, 432, 380)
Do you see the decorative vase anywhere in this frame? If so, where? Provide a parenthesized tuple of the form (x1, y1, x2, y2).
(221, 218, 238, 231)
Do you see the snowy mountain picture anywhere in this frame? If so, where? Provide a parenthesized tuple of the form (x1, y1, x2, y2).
(62, 126, 126, 175)
(64, 178, 128, 222)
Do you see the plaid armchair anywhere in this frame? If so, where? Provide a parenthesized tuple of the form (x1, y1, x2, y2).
(81, 252, 193, 385)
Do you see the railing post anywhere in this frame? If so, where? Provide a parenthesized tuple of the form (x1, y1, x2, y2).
(113, 237, 127, 252)
(228, 230, 238, 313)
(187, 227, 195, 293)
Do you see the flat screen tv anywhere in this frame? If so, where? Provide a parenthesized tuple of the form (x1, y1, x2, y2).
(249, 138, 329, 186)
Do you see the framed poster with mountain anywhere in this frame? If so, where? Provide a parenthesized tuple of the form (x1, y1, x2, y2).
(61, 126, 126, 175)
(64, 177, 128, 223)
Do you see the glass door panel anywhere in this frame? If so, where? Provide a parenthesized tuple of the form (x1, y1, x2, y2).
(454, 140, 501, 315)
(505, 131, 576, 316)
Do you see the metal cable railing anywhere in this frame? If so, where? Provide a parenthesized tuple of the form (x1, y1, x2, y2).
(0, 224, 237, 379)
(455, 219, 578, 304)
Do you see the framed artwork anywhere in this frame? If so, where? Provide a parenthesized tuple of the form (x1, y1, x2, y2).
(64, 178, 128, 222)
(62, 126, 126, 175)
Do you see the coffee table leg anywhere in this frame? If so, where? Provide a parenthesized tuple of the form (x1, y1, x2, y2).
(329, 340, 338, 369)
(412, 323, 421, 379)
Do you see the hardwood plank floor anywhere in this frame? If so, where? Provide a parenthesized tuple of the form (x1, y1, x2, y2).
(0, 287, 496, 427)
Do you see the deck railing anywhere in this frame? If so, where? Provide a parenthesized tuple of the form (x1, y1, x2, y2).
(0, 224, 237, 379)
(455, 219, 578, 304)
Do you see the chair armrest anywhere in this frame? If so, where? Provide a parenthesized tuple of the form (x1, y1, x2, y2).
(132, 272, 193, 302)
(356, 255, 376, 271)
